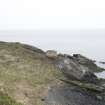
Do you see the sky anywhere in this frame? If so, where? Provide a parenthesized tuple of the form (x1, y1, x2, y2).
(0, 0, 105, 30)
(0, 0, 105, 61)
(0, 30, 105, 61)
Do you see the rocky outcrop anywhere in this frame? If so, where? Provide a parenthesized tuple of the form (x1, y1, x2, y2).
(61, 79, 105, 92)
(45, 53, 105, 105)
(46, 50, 58, 59)
(99, 61, 105, 64)
(73, 54, 105, 72)
(45, 84, 105, 105)
(0, 41, 105, 105)
(52, 54, 98, 83)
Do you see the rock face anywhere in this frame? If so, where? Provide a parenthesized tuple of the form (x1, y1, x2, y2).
(54, 54, 98, 83)
(46, 50, 58, 59)
(73, 54, 105, 72)
(45, 53, 105, 105)
(99, 61, 105, 64)
(45, 84, 105, 105)
(61, 79, 105, 92)
(0, 41, 105, 105)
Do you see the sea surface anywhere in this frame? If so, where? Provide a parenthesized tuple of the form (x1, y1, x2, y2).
(95, 62, 105, 78)
(0, 30, 105, 78)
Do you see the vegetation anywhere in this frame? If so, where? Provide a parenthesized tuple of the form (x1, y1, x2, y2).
(0, 91, 22, 105)
(0, 42, 63, 105)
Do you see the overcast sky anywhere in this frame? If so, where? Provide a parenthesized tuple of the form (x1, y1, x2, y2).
(0, 0, 105, 30)
(0, 0, 105, 61)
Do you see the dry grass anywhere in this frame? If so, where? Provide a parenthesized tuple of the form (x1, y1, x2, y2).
(0, 42, 63, 105)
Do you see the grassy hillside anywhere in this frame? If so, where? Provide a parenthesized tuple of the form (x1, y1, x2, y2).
(0, 91, 22, 105)
(0, 42, 63, 105)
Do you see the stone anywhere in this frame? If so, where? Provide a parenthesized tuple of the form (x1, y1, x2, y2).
(96, 95, 103, 100)
(73, 54, 105, 72)
(55, 55, 98, 83)
(61, 79, 105, 92)
(46, 50, 58, 59)
(99, 61, 105, 64)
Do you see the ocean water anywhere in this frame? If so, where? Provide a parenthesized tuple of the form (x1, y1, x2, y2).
(95, 71, 105, 79)
(0, 29, 105, 78)
(95, 62, 105, 78)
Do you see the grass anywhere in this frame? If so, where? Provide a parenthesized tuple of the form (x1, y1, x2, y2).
(0, 91, 22, 105)
(0, 42, 63, 105)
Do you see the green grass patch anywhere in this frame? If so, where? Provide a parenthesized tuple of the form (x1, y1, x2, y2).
(0, 91, 22, 105)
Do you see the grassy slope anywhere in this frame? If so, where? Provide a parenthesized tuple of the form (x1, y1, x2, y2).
(0, 91, 22, 105)
(0, 42, 63, 105)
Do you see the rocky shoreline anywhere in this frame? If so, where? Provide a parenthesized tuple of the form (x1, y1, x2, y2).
(0, 41, 105, 105)
(45, 50, 105, 105)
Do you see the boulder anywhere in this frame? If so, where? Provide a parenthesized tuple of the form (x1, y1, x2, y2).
(55, 55, 98, 83)
(46, 50, 58, 59)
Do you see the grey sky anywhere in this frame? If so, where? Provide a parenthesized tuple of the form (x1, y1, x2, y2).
(0, 0, 105, 30)
(0, 0, 105, 61)
(0, 30, 105, 61)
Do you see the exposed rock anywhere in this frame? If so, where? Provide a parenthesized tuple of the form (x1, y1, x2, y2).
(46, 50, 58, 59)
(0, 41, 105, 105)
(73, 54, 93, 63)
(54, 54, 98, 83)
(60, 79, 105, 92)
(45, 84, 105, 105)
(99, 61, 105, 64)
(73, 54, 105, 72)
